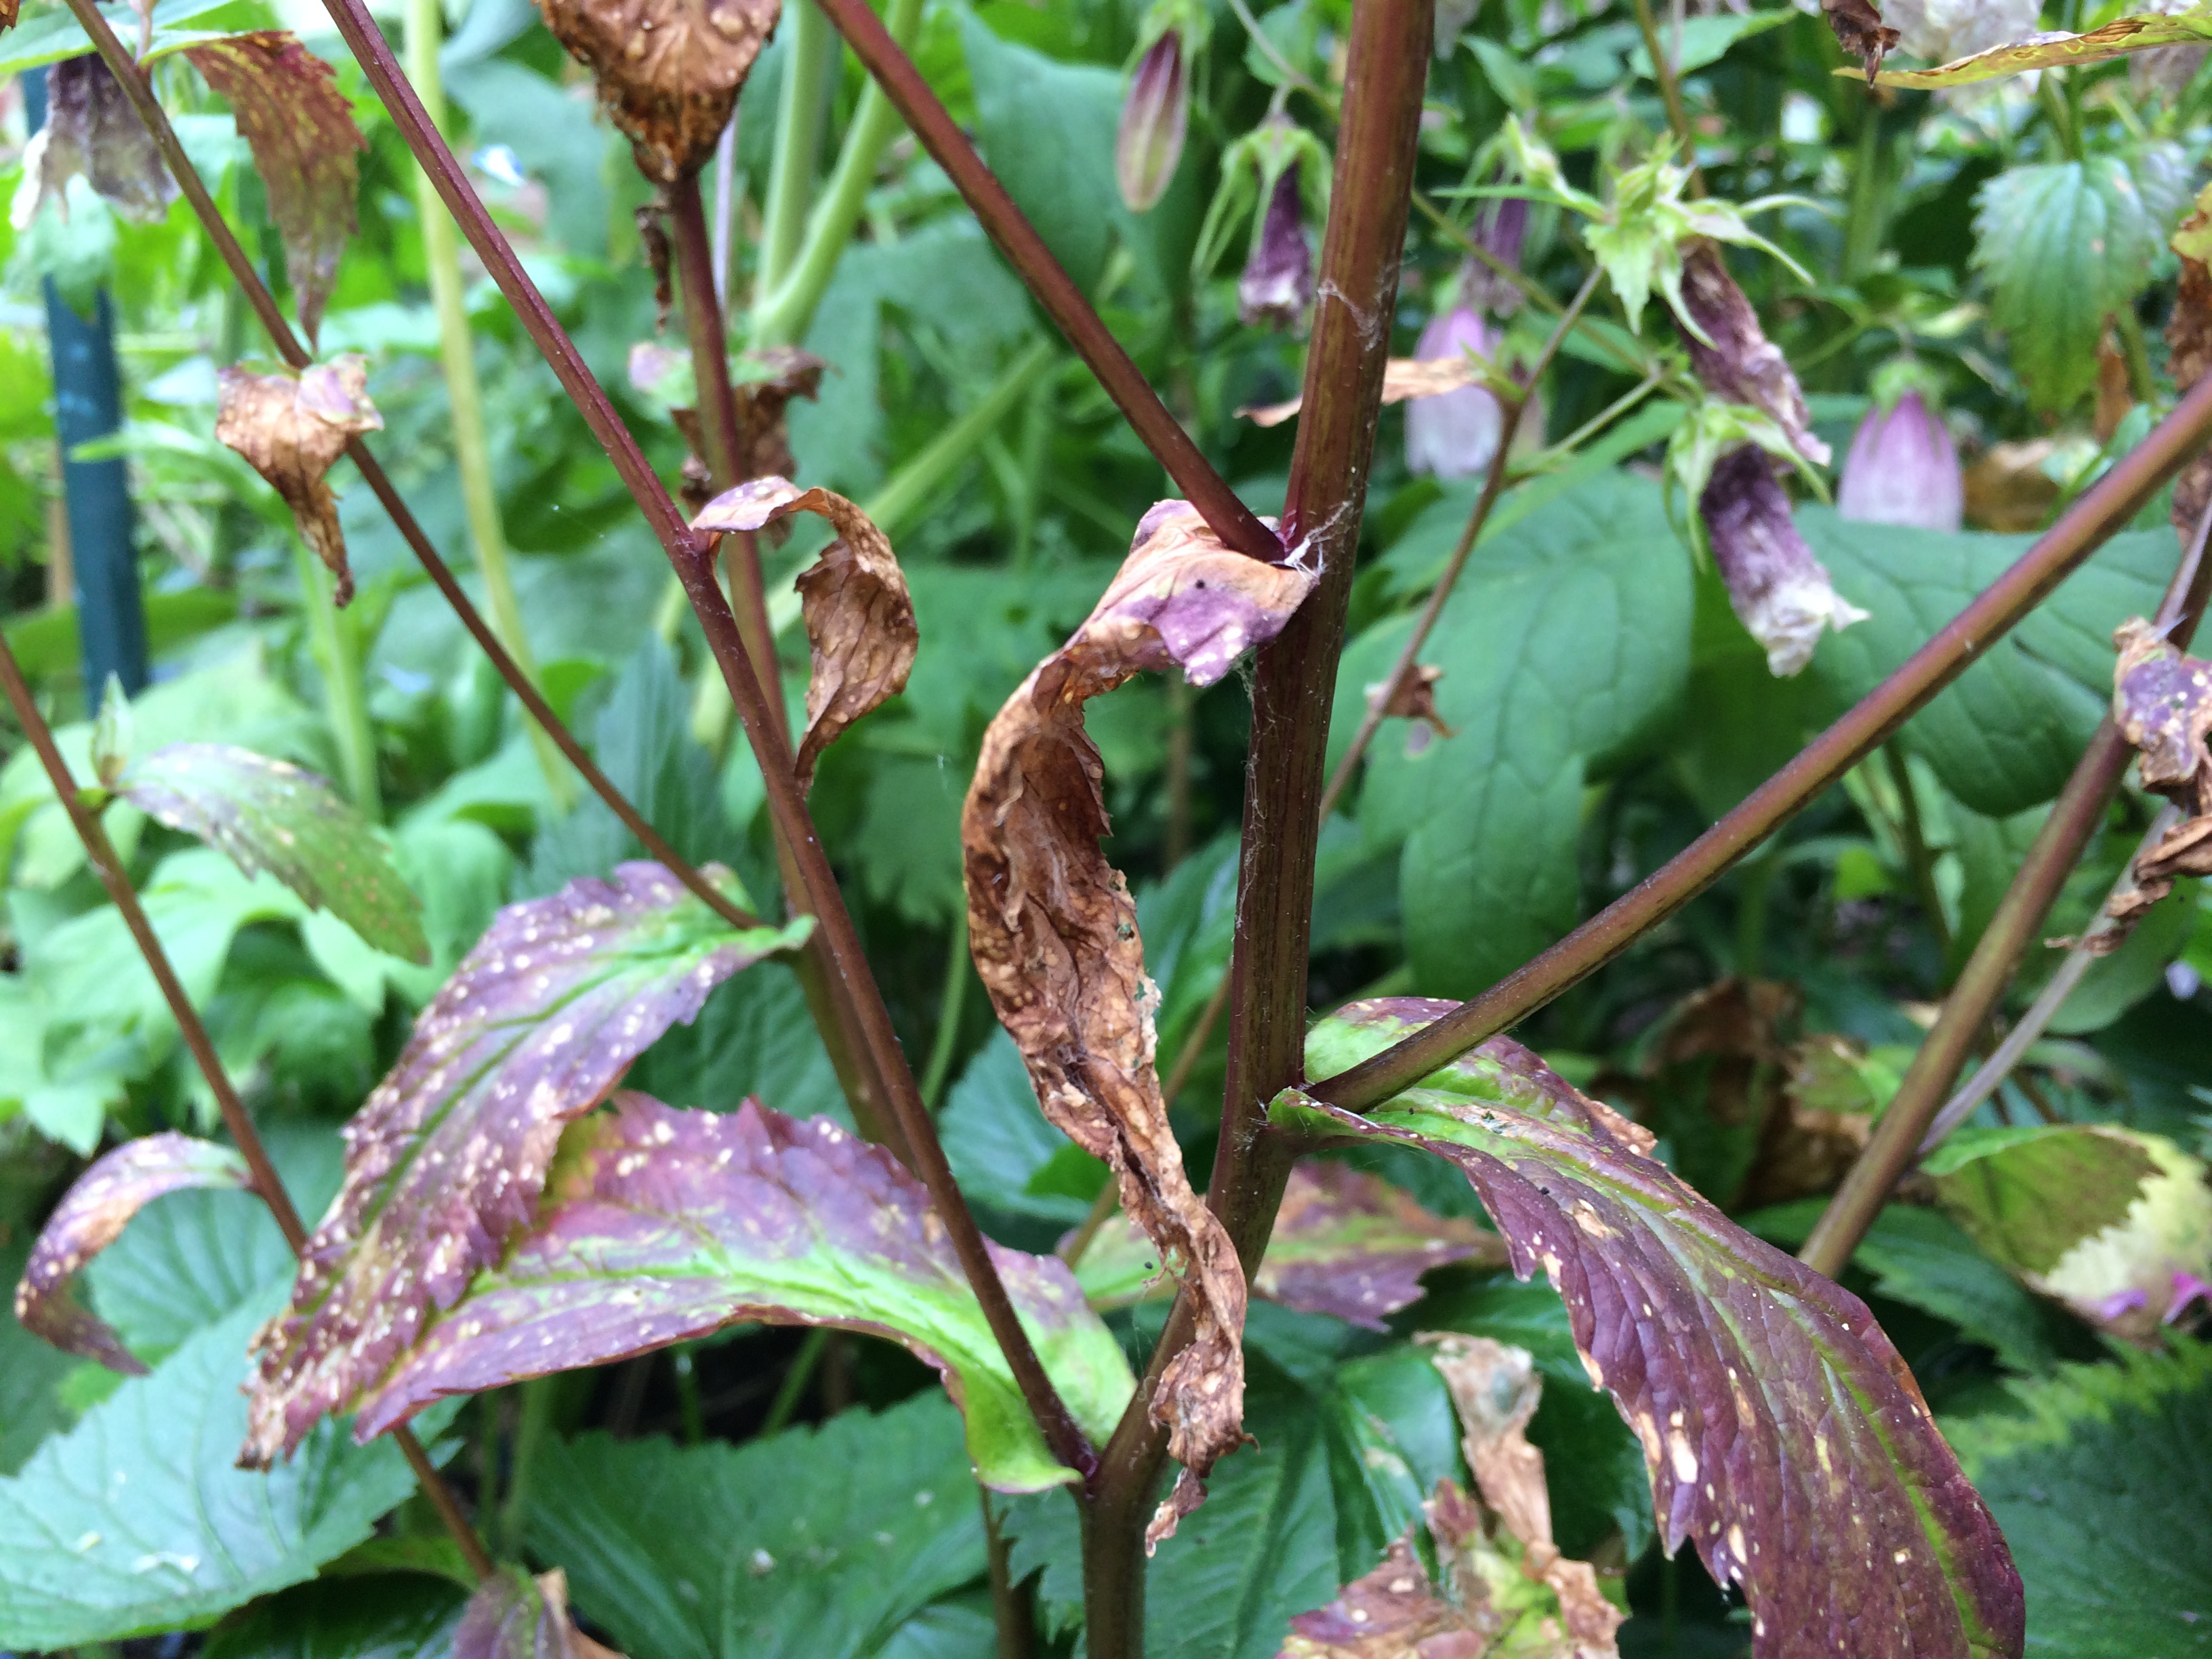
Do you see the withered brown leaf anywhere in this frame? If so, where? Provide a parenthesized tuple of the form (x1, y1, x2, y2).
(731, 348, 826, 484)
(456, 1567, 623, 1659)
(1277, 1536, 1495, 1659)
(964, 501, 1314, 1546)
(2098, 617, 2212, 941)
(693, 477, 916, 793)
(13, 54, 175, 228)
(1677, 241, 1829, 469)
(1238, 357, 1490, 429)
(537, 0, 779, 183)
(185, 34, 365, 349)
(217, 357, 382, 606)
(2168, 211, 2212, 542)
(1367, 663, 1456, 753)
(1824, 0, 1900, 79)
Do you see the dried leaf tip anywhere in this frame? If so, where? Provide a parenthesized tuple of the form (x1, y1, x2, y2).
(537, 0, 779, 182)
(2098, 619, 2212, 941)
(692, 477, 914, 792)
(216, 357, 383, 607)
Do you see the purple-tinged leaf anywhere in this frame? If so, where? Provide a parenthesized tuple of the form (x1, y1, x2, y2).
(1285, 998, 2026, 1659)
(1077, 1162, 1502, 1328)
(352, 1094, 1135, 1493)
(455, 1567, 619, 1659)
(14, 1132, 249, 1375)
(16, 54, 175, 225)
(111, 743, 428, 964)
(243, 863, 812, 1466)
(183, 34, 365, 348)
(1277, 1536, 1479, 1659)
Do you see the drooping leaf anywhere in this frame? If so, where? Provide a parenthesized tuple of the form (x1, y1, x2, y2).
(0, 1300, 435, 1650)
(352, 1095, 1132, 1491)
(964, 499, 1313, 1534)
(184, 34, 364, 347)
(1285, 998, 2026, 1659)
(537, 0, 775, 182)
(1857, 5, 2212, 85)
(111, 742, 428, 962)
(523, 1395, 989, 1659)
(215, 357, 382, 605)
(14, 1132, 249, 1375)
(0, 1240, 78, 1478)
(693, 478, 917, 794)
(16, 53, 174, 224)
(244, 863, 811, 1465)
(1946, 1342, 2212, 1655)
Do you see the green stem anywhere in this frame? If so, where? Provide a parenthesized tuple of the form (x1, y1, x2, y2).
(762, 1328, 830, 1433)
(918, 909, 970, 1109)
(1883, 745, 1954, 964)
(405, 0, 573, 811)
(496, 1376, 555, 1557)
(757, 0, 836, 304)
(1841, 111, 1885, 282)
(754, 0, 927, 346)
(293, 541, 380, 818)
(861, 340, 1057, 535)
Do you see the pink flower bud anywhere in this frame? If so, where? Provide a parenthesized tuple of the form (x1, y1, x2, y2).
(1117, 32, 1189, 213)
(1406, 306, 1503, 481)
(1701, 446, 1869, 676)
(1238, 165, 1313, 331)
(1837, 390, 1965, 533)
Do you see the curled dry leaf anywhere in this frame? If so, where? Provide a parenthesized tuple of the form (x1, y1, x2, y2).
(1076, 1161, 1503, 1326)
(1675, 242, 1828, 470)
(2167, 205, 2212, 542)
(354, 1094, 1136, 1492)
(456, 1567, 622, 1659)
(2102, 617, 2212, 939)
(1368, 663, 1456, 754)
(730, 348, 827, 485)
(184, 35, 366, 348)
(244, 863, 812, 1465)
(1700, 446, 1868, 677)
(693, 478, 916, 793)
(15, 1133, 251, 1376)
(1285, 998, 2026, 1659)
(1823, 0, 1901, 79)
(1240, 356, 1490, 429)
(216, 358, 383, 607)
(537, 0, 779, 182)
(1278, 1536, 1493, 1659)
(1851, 4, 2212, 85)
(11, 54, 175, 230)
(963, 500, 1315, 1540)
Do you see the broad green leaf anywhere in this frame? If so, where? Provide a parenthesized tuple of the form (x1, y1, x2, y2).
(1859, 6, 2212, 86)
(1924, 1126, 2162, 1277)
(113, 743, 428, 963)
(523, 1395, 987, 1659)
(352, 1095, 1135, 1493)
(1946, 1343, 2212, 1654)
(0, 1300, 432, 1650)
(630, 958, 848, 1126)
(959, 16, 1120, 294)
(1804, 510, 2172, 815)
(1347, 472, 1692, 996)
(245, 863, 813, 1465)
(941, 1027, 1107, 1229)
(1972, 153, 2182, 410)
(1628, 7, 1795, 75)
(1286, 999, 2027, 1659)
(198, 1572, 469, 1659)
(0, 0, 256, 73)
(0, 1240, 76, 1477)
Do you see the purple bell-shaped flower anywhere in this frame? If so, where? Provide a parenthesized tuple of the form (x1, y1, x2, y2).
(1238, 165, 1314, 331)
(1406, 304, 1502, 481)
(1116, 30, 1189, 213)
(1837, 389, 1965, 533)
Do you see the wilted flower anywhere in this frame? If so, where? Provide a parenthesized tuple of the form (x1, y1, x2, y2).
(1837, 389, 1964, 532)
(1239, 166, 1313, 331)
(1117, 31, 1189, 213)
(10, 54, 175, 231)
(1700, 445, 1869, 677)
(1406, 304, 1502, 481)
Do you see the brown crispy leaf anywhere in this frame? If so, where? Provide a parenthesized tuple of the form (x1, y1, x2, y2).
(1851, 5, 2212, 85)
(2167, 211, 2212, 544)
(216, 358, 382, 606)
(2098, 618, 2212, 937)
(1279, 1536, 1494, 1659)
(1368, 663, 1456, 755)
(731, 348, 825, 484)
(1824, 0, 1900, 79)
(14, 1133, 251, 1375)
(963, 501, 1315, 1542)
(537, 0, 779, 183)
(184, 35, 364, 348)
(1238, 358, 1488, 429)
(1677, 242, 1829, 469)
(693, 478, 916, 793)
(13, 54, 176, 228)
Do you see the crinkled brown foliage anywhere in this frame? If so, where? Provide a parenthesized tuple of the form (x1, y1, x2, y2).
(186, 35, 365, 348)
(1676, 242, 1828, 470)
(2167, 217, 2212, 542)
(1240, 357, 1488, 429)
(216, 357, 382, 605)
(537, 0, 779, 182)
(16, 54, 174, 226)
(2100, 617, 2212, 941)
(963, 501, 1314, 1542)
(693, 477, 915, 793)
(1279, 1536, 1494, 1659)
(730, 348, 826, 483)
(1368, 663, 1456, 752)
(1824, 0, 1900, 79)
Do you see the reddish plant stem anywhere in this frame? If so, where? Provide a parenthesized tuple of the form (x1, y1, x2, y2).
(309, 0, 1091, 1479)
(0, 632, 496, 1583)
(811, 0, 1282, 566)
(1081, 6, 1432, 1654)
(1799, 496, 2212, 1277)
(1315, 266, 1601, 825)
(1312, 369, 2212, 1113)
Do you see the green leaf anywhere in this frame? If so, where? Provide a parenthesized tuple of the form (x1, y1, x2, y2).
(0, 1299, 430, 1650)
(114, 743, 428, 963)
(198, 1573, 470, 1659)
(0, 0, 256, 74)
(1973, 154, 2179, 410)
(941, 1028, 1105, 1229)
(522, 1395, 987, 1659)
(959, 16, 1120, 295)
(1348, 472, 1693, 996)
(1627, 7, 1795, 75)
(0, 1240, 77, 1477)
(1946, 1343, 2212, 1654)
(1862, 7, 2212, 87)
(1924, 1125, 2162, 1277)
(1803, 508, 2172, 815)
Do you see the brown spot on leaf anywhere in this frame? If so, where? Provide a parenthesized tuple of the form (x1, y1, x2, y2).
(216, 357, 383, 606)
(964, 501, 1314, 1539)
(536, 0, 779, 183)
(693, 478, 915, 793)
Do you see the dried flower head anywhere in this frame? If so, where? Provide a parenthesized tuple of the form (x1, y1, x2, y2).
(1701, 445, 1869, 677)
(535, 0, 779, 183)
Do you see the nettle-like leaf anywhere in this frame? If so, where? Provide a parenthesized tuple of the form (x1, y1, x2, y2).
(244, 862, 811, 1465)
(963, 499, 1315, 1536)
(216, 357, 382, 605)
(537, 0, 775, 182)
(108, 741, 429, 962)
(350, 1094, 1134, 1493)
(16, 52, 174, 224)
(692, 478, 917, 794)
(1856, 4, 2212, 86)
(1076, 1162, 1501, 1326)
(1283, 999, 2026, 1659)
(14, 1132, 249, 1375)
(183, 34, 365, 347)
